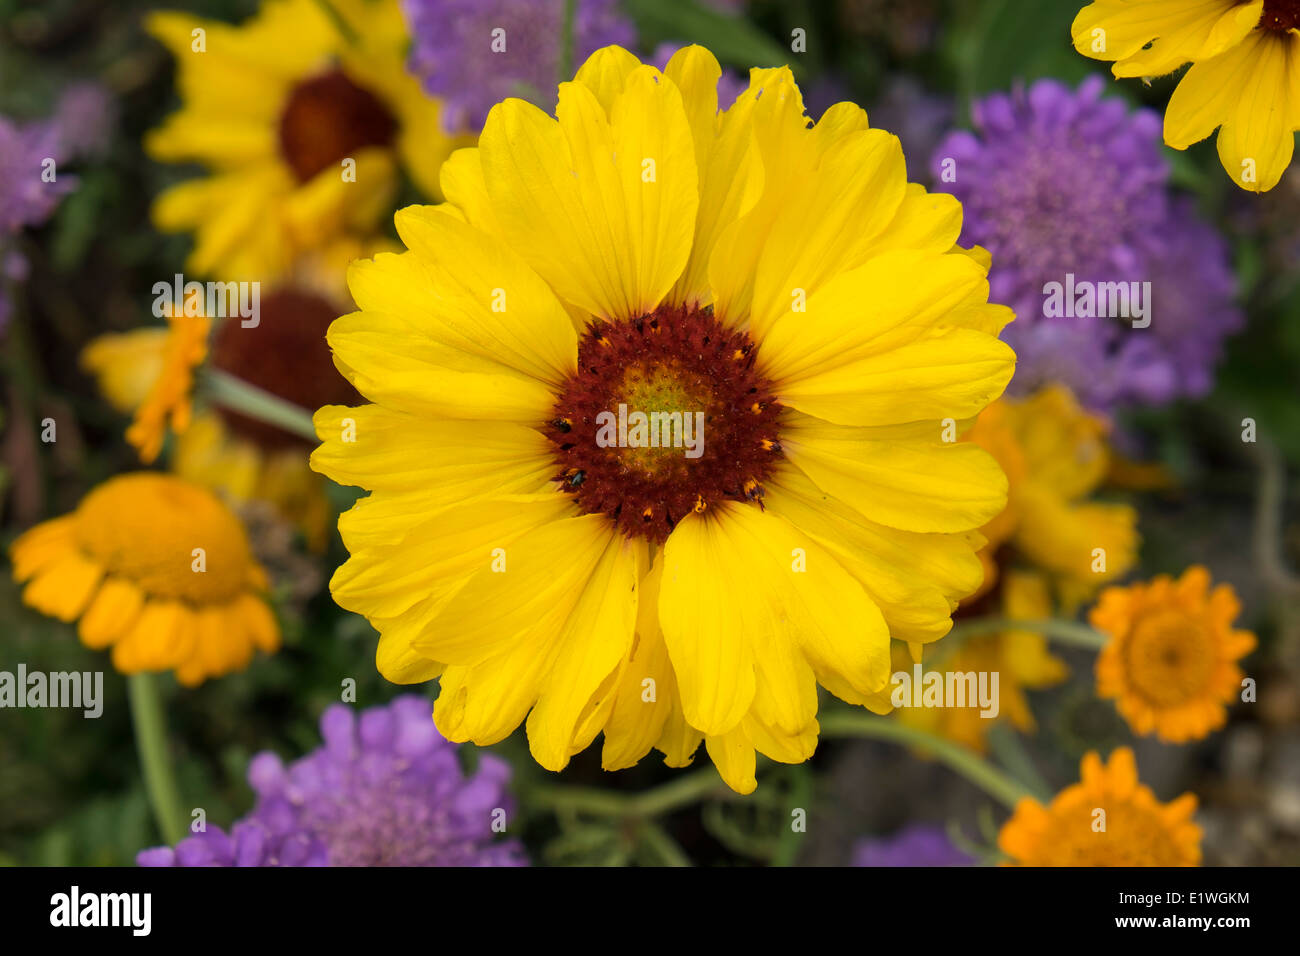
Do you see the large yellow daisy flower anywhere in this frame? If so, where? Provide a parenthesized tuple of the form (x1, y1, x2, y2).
(999, 747, 1202, 865)
(1091, 565, 1256, 742)
(895, 386, 1137, 750)
(145, 0, 464, 279)
(9, 473, 279, 686)
(1072, 0, 1300, 192)
(311, 45, 1016, 794)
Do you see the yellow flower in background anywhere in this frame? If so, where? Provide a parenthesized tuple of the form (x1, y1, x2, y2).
(81, 249, 367, 549)
(1091, 566, 1256, 742)
(81, 310, 209, 465)
(145, 0, 465, 279)
(999, 747, 1201, 865)
(1071, 0, 1300, 192)
(894, 571, 1067, 753)
(312, 45, 1016, 793)
(972, 385, 1138, 609)
(894, 385, 1137, 752)
(9, 473, 279, 686)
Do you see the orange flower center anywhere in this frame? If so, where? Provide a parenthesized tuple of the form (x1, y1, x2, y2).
(545, 306, 783, 542)
(1123, 608, 1214, 707)
(73, 473, 254, 603)
(278, 69, 397, 183)
(1035, 800, 1190, 865)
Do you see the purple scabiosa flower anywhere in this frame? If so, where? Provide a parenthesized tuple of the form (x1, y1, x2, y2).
(0, 112, 75, 333)
(136, 820, 328, 868)
(852, 825, 973, 867)
(402, 0, 635, 131)
(138, 696, 528, 867)
(932, 76, 1241, 411)
(649, 43, 747, 110)
(0, 115, 73, 235)
(51, 82, 116, 160)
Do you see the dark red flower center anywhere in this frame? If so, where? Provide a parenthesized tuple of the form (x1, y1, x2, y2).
(210, 288, 359, 451)
(1261, 0, 1300, 31)
(278, 69, 397, 183)
(545, 305, 783, 543)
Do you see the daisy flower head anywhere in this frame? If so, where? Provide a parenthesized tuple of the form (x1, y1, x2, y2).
(312, 45, 1017, 794)
(1073, 0, 1300, 192)
(933, 77, 1241, 412)
(1091, 566, 1256, 743)
(138, 695, 526, 866)
(999, 747, 1201, 866)
(82, 239, 376, 545)
(145, 0, 464, 280)
(403, 0, 636, 131)
(968, 385, 1139, 608)
(9, 473, 279, 686)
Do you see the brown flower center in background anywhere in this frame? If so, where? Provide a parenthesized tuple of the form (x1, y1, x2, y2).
(278, 69, 397, 183)
(209, 288, 358, 451)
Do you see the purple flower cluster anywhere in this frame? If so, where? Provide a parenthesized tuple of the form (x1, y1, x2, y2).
(932, 76, 1241, 411)
(1, 82, 113, 332)
(852, 825, 973, 867)
(402, 0, 635, 131)
(138, 696, 527, 867)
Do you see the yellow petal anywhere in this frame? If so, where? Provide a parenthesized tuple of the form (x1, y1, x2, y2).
(600, 559, 678, 770)
(78, 576, 146, 650)
(392, 206, 578, 385)
(783, 426, 1009, 533)
(311, 404, 554, 501)
(526, 535, 643, 770)
(746, 128, 908, 341)
(331, 494, 572, 619)
(22, 552, 103, 623)
(413, 514, 617, 666)
(480, 66, 698, 321)
(705, 726, 758, 794)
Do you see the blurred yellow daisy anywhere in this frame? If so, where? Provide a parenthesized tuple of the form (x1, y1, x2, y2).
(1091, 565, 1256, 742)
(999, 747, 1201, 865)
(895, 386, 1137, 751)
(145, 0, 464, 279)
(970, 385, 1139, 609)
(9, 473, 279, 686)
(82, 262, 363, 549)
(311, 45, 1016, 793)
(1072, 0, 1300, 192)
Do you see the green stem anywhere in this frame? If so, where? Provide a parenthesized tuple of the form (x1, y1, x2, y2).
(639, 820, 693, 867)
(946, 617, 1110, 651)
(127, 673, 186, 846)
(205, 369, 317, 443)
(558, 0, 577, 84)
(527, 767, 727, 818)
(819, 711, 1031, 810)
